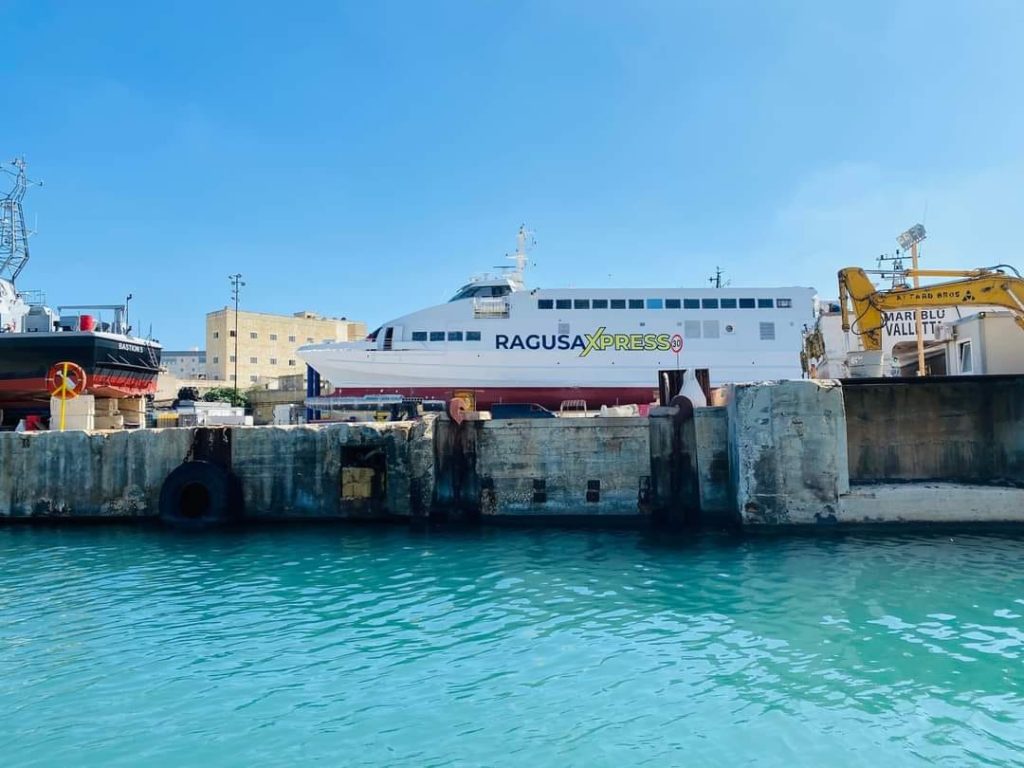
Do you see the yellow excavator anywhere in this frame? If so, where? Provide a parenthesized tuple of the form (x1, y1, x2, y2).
(838, 266, 1024, 351)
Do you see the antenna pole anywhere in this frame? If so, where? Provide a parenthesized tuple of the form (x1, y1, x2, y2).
(0, 157, 41, 283)
(229, 273, 245, 392)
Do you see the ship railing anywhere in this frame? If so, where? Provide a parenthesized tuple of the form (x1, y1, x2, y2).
(473, 297, 510, 318)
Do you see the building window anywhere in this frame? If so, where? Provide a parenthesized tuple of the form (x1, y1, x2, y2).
(213, 356, 219, 364)
(760, 322, 776, 340)
(249, 375, 258, 382)
(703, 320, 720, 339)
(574, 299, 590, 309)
(610, 299, 626, 309)
(429, 331, 445, 341)
(213, 331, 219, 339)
(466, 331, 482, 341)
(229, 330, 236, 337)
(628, 299, 643, 309)
(249, 356, 258, 364)
(555, 299, 571, 310)
(538, 299, 554, 309)
(683, 299, 699, 309)
(702, 298, 719, 309)
(250, 332, 258, 339)
(230, 374, 236, 381)
(288, 335, 296, 343)
(720, 298, 737, 309)
(646, 298, 664, 309)
(684, 320, 702, 339)
(959, 340, 973, 373)
(229, 355, 236, 362)
(776, 298, 792, 308)
(270, 333, 278, 341)
(288, 359, 296, 366)
(592, 299, 608, 309)
(739, 298, 756, 309)
(412, 331, 428, 341)
(306, 337, 314, 343)
(758, 298, 774, 308)
(665, 298, 681, 309)
(270, 358, 277, 365)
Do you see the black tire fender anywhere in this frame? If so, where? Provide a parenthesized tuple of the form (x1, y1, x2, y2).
(158, 460, 243, 527)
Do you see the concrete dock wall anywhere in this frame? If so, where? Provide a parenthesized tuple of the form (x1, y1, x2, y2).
(727, 380, 849, 525)
(436, 417, 651, 518)
(0, 428, 193, 518)
(3, 377, 1024, 526)
(843, 376, 1024, 485)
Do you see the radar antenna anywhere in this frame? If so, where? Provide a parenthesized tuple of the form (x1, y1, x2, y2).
(0, 157, 41, 283)
(708, 266, 730, 289)
(511, 224, 534, 276)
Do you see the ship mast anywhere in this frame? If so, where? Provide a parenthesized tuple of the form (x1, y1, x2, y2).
(508, 225, 534, 289)
(0, 157, 40, 283)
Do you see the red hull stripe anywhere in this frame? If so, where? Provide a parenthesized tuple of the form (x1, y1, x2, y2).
(0, 373, 157, 402)
(325, 386, 659, 410)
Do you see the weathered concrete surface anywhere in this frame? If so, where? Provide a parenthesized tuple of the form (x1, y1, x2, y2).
(694, 407, 732, 522)
(841, 484, 1024, 523)
(0, 428, 193, 518)
(844, 376, 1024, 485)
(727, 380, 850, 525)
(470, 417, 651, 517)
(230, 419, 434, 519)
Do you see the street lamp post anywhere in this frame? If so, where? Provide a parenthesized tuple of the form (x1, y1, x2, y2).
(229, 273, 244, 392)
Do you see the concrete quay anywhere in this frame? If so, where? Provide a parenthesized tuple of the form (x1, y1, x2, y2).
(1, 377, 1022, 526)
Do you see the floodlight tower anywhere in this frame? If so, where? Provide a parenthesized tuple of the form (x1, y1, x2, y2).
(229, 273, 245, 392)
(896, 224, 928, 376)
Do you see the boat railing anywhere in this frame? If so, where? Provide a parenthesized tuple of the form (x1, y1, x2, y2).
(473, 297, 510, 318)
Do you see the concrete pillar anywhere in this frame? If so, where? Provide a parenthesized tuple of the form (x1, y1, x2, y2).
(726, 380, 849, 525)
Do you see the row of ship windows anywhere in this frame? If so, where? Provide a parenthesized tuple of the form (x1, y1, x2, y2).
(406, 322, 777, 342)
(537, 297, 791, 310)
(411, 331, 483, 342)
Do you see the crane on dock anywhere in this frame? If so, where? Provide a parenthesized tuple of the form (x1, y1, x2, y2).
(838, 265, 1024, 351)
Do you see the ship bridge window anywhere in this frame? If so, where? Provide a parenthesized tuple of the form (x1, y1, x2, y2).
(450, 284, 512, 302)
(665, 299, 681, 309)
(556, 299, 571, 309)
(683, 299, 699, 309)
(466, 331, 482, 341)
(592, 299, 608, 309)
(702, 299, 719, 309)
(610, 299, 626, 309)
(429, 331, 445, 341)
(776, 298, 793, 308)
(538, 299, 554, 309)
(720, 298, 737, 309)
(448, 331, 463, 341)
(412, 331, 428, 341)
(574, 299, 590, 309)
(758, 298, 774, 308)
(646, 298, 664, 309)
(628, 299, 644, 309)
(739, 298, 756, 309)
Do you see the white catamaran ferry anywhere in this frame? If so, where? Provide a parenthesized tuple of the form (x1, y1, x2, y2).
(299, 229, 815, 408)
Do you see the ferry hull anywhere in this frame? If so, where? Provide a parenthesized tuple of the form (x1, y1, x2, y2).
(322, 385, 659, 410)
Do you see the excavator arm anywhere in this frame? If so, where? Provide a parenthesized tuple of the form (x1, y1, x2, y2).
(838, 267, 1024, 351)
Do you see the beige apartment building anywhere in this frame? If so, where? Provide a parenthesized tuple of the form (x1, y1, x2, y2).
(206, 309, 366, 385)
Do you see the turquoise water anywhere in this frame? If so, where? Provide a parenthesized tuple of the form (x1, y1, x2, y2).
(2, 526, 1024, 767)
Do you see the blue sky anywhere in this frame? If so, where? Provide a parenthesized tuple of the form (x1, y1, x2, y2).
(5, 1, 1024, 348)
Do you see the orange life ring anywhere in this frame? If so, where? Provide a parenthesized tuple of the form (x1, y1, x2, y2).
(46, 361, 88, 400)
